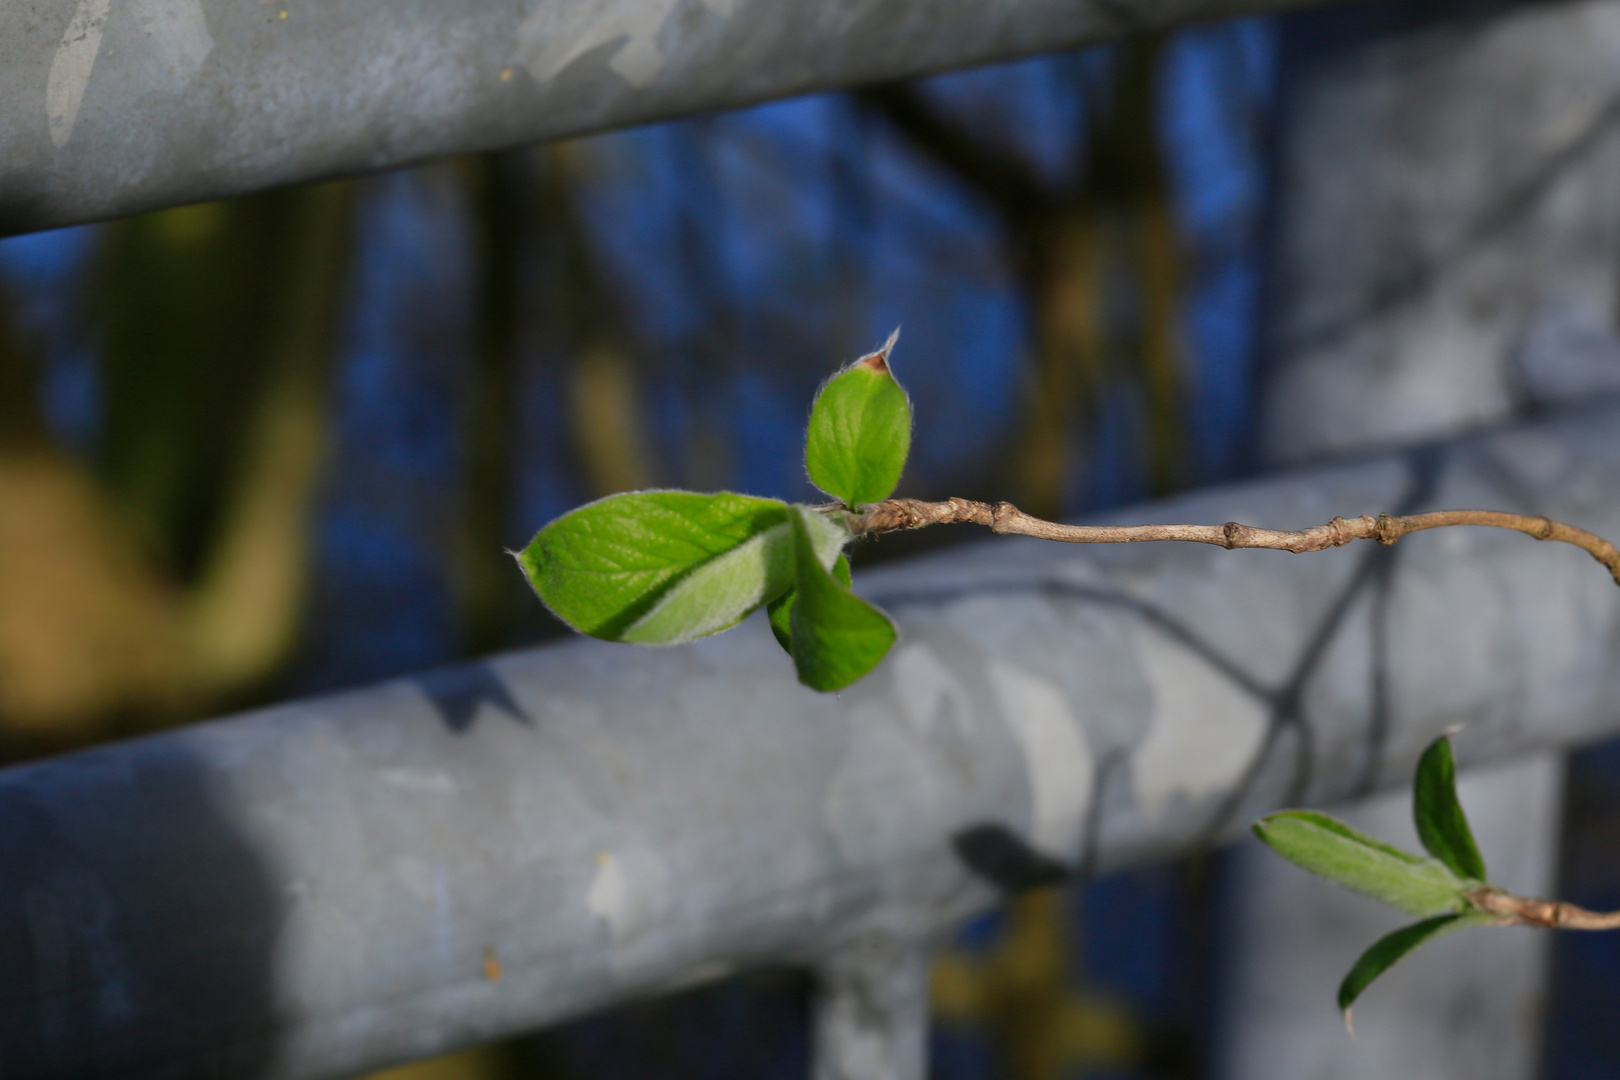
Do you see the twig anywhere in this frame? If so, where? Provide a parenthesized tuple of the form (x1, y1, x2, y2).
(1466, 887, 1620, 930)
(848, 498, 1620, 587)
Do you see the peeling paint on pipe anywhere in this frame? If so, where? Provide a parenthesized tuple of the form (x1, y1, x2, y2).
(2, 402, 1620, 1078)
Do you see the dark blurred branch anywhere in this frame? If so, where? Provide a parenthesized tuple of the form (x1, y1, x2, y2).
(855, 83, 1052, 224)
(454, 151, 531, 659)
(860, 38, 1186, 517)
(0, 298, 48, 451)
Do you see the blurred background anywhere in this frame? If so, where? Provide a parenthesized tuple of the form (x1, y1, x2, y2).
(4, 0, 1620, 1076)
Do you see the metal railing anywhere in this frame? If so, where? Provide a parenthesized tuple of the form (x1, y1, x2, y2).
(0, 0, 1338, 235)
(4, 400, 1620, 1079)
(7, 1, 1618, 1077)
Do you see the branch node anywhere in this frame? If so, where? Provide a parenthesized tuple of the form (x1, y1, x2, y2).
(1466, 886, 1620, 930)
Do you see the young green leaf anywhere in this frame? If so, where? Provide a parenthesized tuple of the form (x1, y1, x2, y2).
(1253, 810, 1470, 917)
(767, 553, 851, 653)
(804, 330, 911, 508)
(1337, 911, 1489, 1024)
(1413, 733, 1487, 882)
(624, 505, 849, 643)
(619, 521, 793, 644)
(520, 490, 845, 643)
(787, 504, 897, 691)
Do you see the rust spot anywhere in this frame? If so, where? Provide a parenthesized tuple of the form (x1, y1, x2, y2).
(483, 945, 503, 983)
(857, 349, 890, 374)
(855, 328, 900, 374)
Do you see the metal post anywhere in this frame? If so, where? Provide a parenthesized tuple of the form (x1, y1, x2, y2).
(812, 932, 934, 1080)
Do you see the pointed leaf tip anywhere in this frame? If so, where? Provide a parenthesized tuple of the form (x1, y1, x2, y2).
(1414, 733, 1488, 882)
(856, 327, 900, 373)
(1336, 912, 1483, 1016)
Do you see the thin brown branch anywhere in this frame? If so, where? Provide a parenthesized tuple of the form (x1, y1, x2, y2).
(848, 498, 1620, 587)
(1466, 887, 1620, 930)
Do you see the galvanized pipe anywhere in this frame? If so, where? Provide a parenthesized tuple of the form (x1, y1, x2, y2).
(0, 0, 1341, 236)
(812, 936, 933, 1080)
(3, 401, 1620, 1079)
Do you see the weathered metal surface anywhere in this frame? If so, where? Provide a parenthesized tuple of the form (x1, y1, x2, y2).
(1257, 0, 1620, 466)
(3, 400, 1620, 1079)
(0, 0, 1339, 236)
(812, 938, 932, 1080)
(1222, 4, 1620, 1073)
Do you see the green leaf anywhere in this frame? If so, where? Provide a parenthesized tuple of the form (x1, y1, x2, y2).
(1337, 911, 1488, 1023)
(623, 502, 848, 645)
(804, 330, 911, 508)
(767, 553, 850, 653)
(519, 490, 846, 643)
(787, 505, 896, 691)
(620, 521, 793, 644)
(1413, 733, 1487, 882)
(1253, 811, 1470, 917)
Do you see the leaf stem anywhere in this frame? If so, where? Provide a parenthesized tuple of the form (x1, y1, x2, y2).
(1466, 887, 1620, 930)
(847, 498, 1620, 587)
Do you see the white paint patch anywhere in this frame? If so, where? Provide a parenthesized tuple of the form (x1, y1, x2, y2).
(376, 767, 457, 795)
(46, 0, 213, 149)
(893, 643, 973, 736)
(46, 0, 112, 148)
(131, 0, 214, 87)
(986, 661, 1091, 858)
(518, 0, 737, 88)
(585, 851, 626, 933)
(1130, 624, 1268, 817)
(584, 849, 668, 945)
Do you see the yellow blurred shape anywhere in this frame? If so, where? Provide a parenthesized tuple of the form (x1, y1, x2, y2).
(0, 454, 184, 746)
(363, 1044, 515, 1080)
(570, 343, 654, 496)
(932, 887, 1141, 1080)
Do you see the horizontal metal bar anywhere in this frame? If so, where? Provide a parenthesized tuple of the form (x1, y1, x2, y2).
(0, 0, 1337, 236)
(4, 401, 1620, 1079)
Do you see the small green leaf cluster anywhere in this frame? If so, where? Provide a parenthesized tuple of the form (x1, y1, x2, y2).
(518, 333, 910, 691)
(1253, 734, 1496, 1023)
